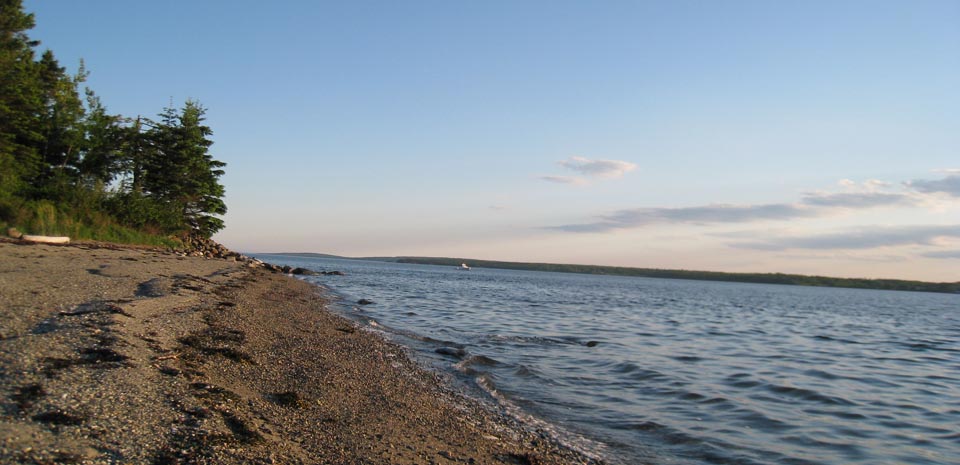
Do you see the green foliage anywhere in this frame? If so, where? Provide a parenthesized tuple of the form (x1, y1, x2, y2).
(142, 101, 227, 236)
(0, 0, 227, 244)
(0, 0, 43, 200)
(0, 198, 180, 247)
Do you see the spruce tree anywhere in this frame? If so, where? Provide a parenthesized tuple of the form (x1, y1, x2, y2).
(0, 0, 43, 201)
(0, 0, 228, 242)
(143, 101, 226, 237)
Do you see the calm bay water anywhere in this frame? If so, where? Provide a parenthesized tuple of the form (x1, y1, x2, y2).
(255, 255, 959, 465)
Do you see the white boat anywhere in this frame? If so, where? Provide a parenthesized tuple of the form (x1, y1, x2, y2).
(457, 263, 471, 271)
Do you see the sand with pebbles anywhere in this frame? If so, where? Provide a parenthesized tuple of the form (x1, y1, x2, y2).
(0, 240, 601, 464)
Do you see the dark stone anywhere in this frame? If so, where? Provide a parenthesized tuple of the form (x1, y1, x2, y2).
(79, 347, 128, 364)
(33, 409, 87, 426)
(13, 383, 45, 411)
(323, 271, 346, 276)
(291, 267, 319, 275)
(158, 366, 181, 376)
(136, 278, 167, 298)
(357, 299, 375, 305)
(222, 412, 264, 444)
(268, 391, 307, 408)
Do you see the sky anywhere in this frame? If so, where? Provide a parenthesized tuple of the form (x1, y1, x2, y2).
(24, 0, 960, 281)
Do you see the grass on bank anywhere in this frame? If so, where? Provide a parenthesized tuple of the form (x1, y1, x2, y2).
(1, 199, 182, 248)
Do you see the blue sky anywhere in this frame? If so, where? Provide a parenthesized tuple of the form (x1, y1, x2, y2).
(25, 1, 960, 280)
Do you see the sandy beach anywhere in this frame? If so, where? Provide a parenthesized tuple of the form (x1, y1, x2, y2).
(0, 240, 600, 464)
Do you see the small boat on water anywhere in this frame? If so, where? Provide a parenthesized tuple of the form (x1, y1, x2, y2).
(457, 263, 471, 271)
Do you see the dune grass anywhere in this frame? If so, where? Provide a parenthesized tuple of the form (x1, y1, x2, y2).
(1, 200, 182, 248)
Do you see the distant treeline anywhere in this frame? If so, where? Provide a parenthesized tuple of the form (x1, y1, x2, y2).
(391, 257, 960, 294)
(0, 0, 226, 245)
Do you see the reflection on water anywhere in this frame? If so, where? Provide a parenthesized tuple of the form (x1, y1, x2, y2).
(256, 254, 960, 465)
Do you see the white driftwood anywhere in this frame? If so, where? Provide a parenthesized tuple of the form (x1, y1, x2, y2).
(21, 235, 70, 244)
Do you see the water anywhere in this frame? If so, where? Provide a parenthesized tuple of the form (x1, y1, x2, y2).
(255, 254, 960, 465)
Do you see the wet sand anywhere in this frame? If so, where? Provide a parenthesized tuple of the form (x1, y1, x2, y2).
(0, 240, 601, 464)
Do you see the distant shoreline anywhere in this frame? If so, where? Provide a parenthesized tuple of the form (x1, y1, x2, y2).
(267, 253, 960, 294)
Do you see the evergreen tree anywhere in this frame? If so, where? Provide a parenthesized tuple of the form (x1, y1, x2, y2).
(0, 0, 228, 242)
(143, 101, 226, 237)
(0, 0, 43, 200)
(35, 50, 87, 198)
(77, 90, 123, 188)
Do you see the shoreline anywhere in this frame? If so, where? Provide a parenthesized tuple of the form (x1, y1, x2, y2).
(0, 241, 602, 464)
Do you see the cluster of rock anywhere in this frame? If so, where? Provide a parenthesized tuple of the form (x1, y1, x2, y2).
(173, 234, 241, 260)
(171, 235, 346, 277)
(171, 235, 277, 271)
(289, 267, 345, 276)
(248, 263, 347, 276)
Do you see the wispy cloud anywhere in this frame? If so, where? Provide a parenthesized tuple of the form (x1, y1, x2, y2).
(549, 174, 956, 233)
(550, 203, 817, 233)
(907, 174, 960, 197)
(557, 156, 637, 179)
(799, 191, 918, 208)
(540, 156, 637, 186)
(921, 250, 960, 259)
(540, 175, 587, 185)
(732, 224, 960, 251)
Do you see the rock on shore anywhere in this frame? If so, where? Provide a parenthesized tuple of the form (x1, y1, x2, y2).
(0, 240, 602, 465)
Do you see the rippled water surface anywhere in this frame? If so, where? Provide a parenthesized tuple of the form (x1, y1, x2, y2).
(256, 255, 960, 465)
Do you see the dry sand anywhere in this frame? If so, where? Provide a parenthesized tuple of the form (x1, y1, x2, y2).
(0, 240, 601, 464)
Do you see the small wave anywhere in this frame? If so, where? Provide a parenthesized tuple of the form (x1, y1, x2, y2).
(812, 334, 862, 344)
(411, 334, 463, 347)
(671, 355, 705, 363)
(898, 340, 960, 354)
(453, 354, 501, 375)
(610, 362, 666, 381)
(782, 434, 867, 457)
(612, 420, 702, 446)
(730, 409, 794, 432)
(726, 378, 762, 389)
(514, 365, 536, 377)
(484, 333, 581, 346)
(678, 391, 707, 401)
(700, 396, 730, 406)
(616, 420, 666, 432)
(460, 354, 500, 367)
(803, 408, 868, 421)
(856, 376, 900, 388)
(766, 384, 855, 406)
(475, 373, 498, 396)
(436, 346, 467, 358)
